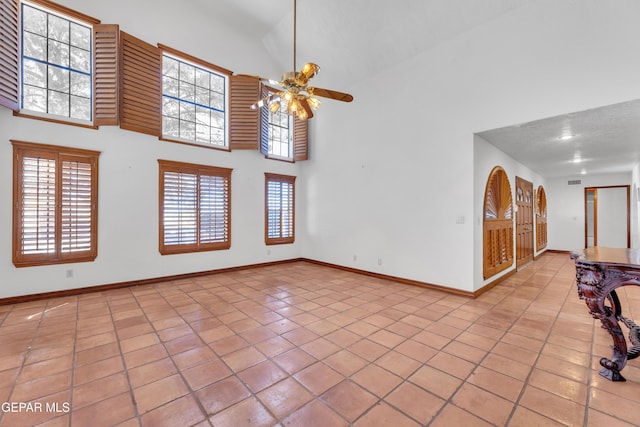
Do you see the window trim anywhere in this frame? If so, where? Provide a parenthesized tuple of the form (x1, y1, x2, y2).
(265, 172, 296, 245)
(158, 159, 232, 255)
(159, 44, 231, 151)
(12, 139, 100, 267)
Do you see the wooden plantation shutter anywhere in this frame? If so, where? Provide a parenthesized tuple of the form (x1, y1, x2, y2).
(259, 85, 270, 156)
(229, 75, 260, 149)
(60, 155, 94, 255)
(159, 160, 232, 255)
(265, 173, 295, 245)
(93, 24, 119, 126)
(120, 31, 161, 136)
(162, 169, 198, 247)
(0, 0, 19, 111)
(536, 185, 548, 251)
(199, 173, 230, 245)
(483, 166, 514, 279)
(19, 155, 57, 259)
(292, 116, 308, 161)
(12, 140, 99, 267)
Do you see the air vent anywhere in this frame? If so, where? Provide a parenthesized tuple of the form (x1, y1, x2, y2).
(568, 179, 582, 185)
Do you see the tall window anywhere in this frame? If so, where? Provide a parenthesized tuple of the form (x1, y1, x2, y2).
(162, 52, 228, 148)
(21, 2, 93, 121)
(267, 102, 292, 158)
(159, 160, 231, 254)
(265, 173, 295, 245)
(12, 140, 99, 267)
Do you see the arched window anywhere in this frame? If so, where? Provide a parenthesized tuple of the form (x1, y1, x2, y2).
(536, 186, 548, 251)
(483, 166, 514, 279)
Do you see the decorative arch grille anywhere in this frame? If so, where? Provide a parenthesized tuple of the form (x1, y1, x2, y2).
(536, 186, 548, 251)
(483, 166, 514, 279)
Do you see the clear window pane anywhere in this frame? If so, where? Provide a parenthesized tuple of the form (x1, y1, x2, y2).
(71, 96, 91, 121)
(23, 6, 47, 36)
(23, 32, 47, 61)
(49, 90, 69, 116)
(48, 66, 70, 93)
(23, 86, 47, 112)
(70, 22, 90, 50)
(48, 15, 70, 43)
(70, 47, 90, 73)
(23, 59, 46, 88)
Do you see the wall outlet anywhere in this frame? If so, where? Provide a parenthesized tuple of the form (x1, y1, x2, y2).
(66, 269, 73, 278)
(353, 254, 357, 261)
(377, 258, 382, 266)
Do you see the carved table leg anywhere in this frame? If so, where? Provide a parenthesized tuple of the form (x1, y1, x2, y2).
(576, 265, 630, 381)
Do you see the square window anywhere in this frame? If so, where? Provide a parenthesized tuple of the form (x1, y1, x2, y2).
(21, 3, 92, 121)
(161, 53, 228, 148)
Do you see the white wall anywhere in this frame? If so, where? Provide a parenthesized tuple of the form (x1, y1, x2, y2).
(546, 172, 631, 251)
(302, 0, 640, 293)
(632, 163, 640, 249)
(0, 0, 301, 298)
(4, 0, 640, 298)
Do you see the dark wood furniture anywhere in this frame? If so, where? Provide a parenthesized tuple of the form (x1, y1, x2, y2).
(572, 247, 640, 381)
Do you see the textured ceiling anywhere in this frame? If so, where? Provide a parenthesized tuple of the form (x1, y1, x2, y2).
(477, 100, 640, 179)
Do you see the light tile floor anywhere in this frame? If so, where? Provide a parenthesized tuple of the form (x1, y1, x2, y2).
(2, 253, 640, 426)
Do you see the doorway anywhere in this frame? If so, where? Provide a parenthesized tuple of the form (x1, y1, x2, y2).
(584, 186, 630, 248)
(516, 177, 534, 268)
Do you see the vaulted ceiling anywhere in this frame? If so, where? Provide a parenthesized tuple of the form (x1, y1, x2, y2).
(196, 0, 640, 179)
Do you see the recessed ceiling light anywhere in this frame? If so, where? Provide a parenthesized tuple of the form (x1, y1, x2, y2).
(581, 169, 587, 175)
(559, 134, 574, 141)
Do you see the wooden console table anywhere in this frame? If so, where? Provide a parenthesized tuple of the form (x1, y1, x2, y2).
(572, 247, 640, 381)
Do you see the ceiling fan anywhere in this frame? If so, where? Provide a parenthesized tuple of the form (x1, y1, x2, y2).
(249, 0, 353, 120)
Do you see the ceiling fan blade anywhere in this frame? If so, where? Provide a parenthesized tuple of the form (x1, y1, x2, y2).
(300, 98, 314, 119)
(295, 63, 320, 86)
(307, 87, 353, 102)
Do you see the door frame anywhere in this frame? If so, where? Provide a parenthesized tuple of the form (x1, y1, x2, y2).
(584, 185, 630, 248)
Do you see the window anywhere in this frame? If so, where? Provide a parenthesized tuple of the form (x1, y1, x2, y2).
(266, 100, 292, 158)
(161, 46, 230, 148)
(0, 0, 117, 125)
(12, 140, 99, 267)
(259, 86, 309, 161)
(21, 1, 93, 121)
(265, 173, 295, 245)
(159, 160, 232, 255)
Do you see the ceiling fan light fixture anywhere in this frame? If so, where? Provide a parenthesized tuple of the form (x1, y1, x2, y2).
(268, 99, 281, 113)
(307, 96, 321, 110)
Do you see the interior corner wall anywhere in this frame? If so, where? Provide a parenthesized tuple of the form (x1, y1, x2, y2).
(473, 135, 544, 291)
(301, 0, 640, 294)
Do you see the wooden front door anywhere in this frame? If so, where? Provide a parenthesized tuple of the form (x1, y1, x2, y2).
(516, 177, 534, 268)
